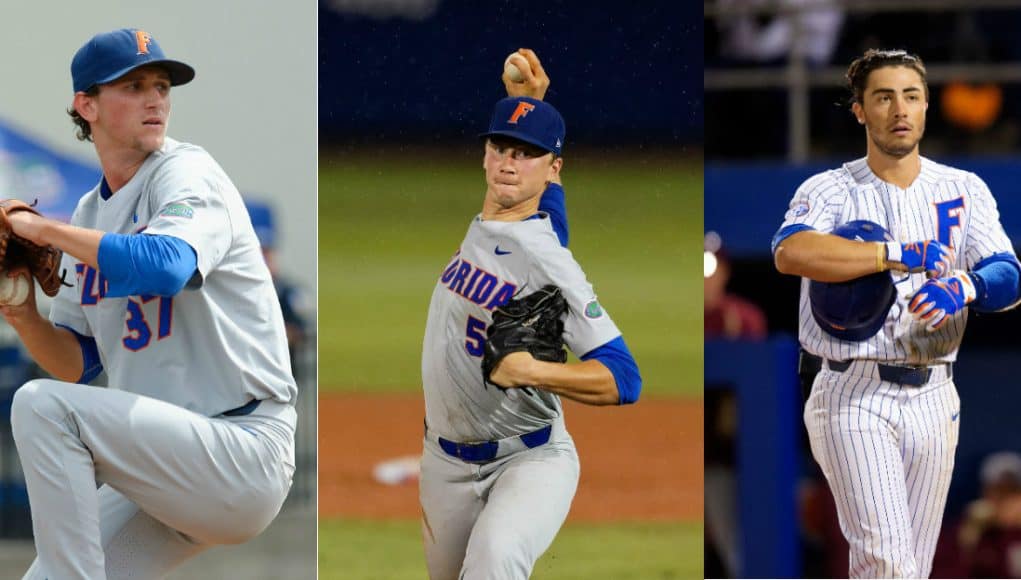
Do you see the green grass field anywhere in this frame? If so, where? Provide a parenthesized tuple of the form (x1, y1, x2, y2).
(318, 150, 702, 396)
(319, 519, 704, 580)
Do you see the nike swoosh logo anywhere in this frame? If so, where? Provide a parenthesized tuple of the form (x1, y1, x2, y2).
(951, 412, 960, 421)
(495, 246, 512, 255)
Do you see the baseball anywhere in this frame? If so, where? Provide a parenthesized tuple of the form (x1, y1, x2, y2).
(0, 272, 30, 306)
(504, 53, 529, 83)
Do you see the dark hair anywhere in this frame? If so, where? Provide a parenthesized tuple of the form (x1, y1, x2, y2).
(67, 85, 100, 142)
(846, 49, 928, 106)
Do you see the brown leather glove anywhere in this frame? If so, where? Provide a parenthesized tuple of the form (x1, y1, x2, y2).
(0, 200, 66, 297)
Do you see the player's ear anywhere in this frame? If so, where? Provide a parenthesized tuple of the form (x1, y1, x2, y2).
(73, 92, 98, 123)
(548, 156, 563, 181)
(851, 102, 865, 125)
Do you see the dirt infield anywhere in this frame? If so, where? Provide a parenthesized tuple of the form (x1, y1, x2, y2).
(319, 393, 702, 522)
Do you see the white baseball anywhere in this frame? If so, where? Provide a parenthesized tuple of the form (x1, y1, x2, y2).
(504, 53, 529, 83)
(0, 272, 30, 306)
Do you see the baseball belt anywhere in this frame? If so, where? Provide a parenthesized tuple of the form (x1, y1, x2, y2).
(221, 399, 263, 416)
(426, 418, 563, 463)
(801, 352, 952, 387)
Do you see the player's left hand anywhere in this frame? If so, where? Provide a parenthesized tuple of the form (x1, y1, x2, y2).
(503, 48, 550, 100)
(908, 271, 977, 332)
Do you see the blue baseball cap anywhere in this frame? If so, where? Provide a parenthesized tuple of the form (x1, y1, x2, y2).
(244, 197, 277, 249)
(71, 28, 195, 93)
(479, 96, 565, 156)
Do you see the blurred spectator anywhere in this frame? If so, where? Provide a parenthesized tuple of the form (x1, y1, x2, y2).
(245, 197, 311, 378)
(931, 451, 1021, 578)
(963, 451, 1021, 577)
(705, 231, 767, 340)
(714, 0, 845, 67)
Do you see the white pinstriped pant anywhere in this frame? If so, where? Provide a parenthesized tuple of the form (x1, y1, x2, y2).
(805, 361, 959, 579)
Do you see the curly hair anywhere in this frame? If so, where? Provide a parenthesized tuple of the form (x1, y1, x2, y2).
(67, 86, 100, 142)
(846, 49, 928, 106)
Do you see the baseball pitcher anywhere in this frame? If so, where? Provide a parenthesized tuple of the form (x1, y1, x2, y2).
(773, 49, 1021, 578)
(3, 29, 297, 579)
(418, 53, 642, 579)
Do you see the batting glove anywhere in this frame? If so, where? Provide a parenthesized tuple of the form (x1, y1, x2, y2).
(908, 271, 977, 332)
(886, 240, 954, 276)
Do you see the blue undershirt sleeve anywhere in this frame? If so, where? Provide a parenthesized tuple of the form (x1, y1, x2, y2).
(55, 324, 103, 384)
(97, 234, 198, 298)
(538, 182, 569, 247)
(968, 253, 1021, 312)
(580, 335, 641, 404)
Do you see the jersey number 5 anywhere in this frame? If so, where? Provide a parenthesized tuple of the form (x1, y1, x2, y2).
(465, 315, 487, 357)
(123, 295, 174, 351)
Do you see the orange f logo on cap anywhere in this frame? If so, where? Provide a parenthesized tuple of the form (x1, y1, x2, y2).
(507, 101, 535, 124)
(135, 30, 152, 55)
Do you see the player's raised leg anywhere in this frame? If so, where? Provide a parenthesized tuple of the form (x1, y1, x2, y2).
(805, 371, 917, 578)
(11, 379, 294, 579)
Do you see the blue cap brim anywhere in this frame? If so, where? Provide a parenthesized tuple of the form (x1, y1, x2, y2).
(478, 130, 557, 154)
(88, 59, 194, 91)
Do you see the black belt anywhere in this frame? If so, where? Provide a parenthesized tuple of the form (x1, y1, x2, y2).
(801, 352, 950, 387)
(222, 399, 262, 416)
(433, 424, 553, 463)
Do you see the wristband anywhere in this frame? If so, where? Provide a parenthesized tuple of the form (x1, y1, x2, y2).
(884, 241, 902, 264)
(876, 243, 886, 272)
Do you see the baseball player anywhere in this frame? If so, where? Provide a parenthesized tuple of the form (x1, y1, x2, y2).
(773, 49, 1021, 578)
(2, 29, 297, 579)
(418, 88, 642, 577)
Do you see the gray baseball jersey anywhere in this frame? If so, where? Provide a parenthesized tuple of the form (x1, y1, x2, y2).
(49, 137, 295, 416)
(12, 137, 297, 579)
(420, 212, 619, 579)
(421, 214, 621, 441)
(779, 156, 1014, 577)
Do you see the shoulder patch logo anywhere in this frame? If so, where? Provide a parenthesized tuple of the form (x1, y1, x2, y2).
(792, 202, 810, 217)
(159, 203, 194, 219)
(584, 300, 603, 319)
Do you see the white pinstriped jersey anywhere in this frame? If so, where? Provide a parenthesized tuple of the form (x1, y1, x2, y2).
(779, 156, 1016, 364)
(421, 213, 621, 442)
(48, 138, 296, 416)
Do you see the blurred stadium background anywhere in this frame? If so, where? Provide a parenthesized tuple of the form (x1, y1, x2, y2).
(705, 1, 1021, 577)
(319, 1, 702, 578)
(0, 3, 316, 578)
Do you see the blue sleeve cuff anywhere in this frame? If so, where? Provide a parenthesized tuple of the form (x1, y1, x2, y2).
(580, 335, 641, 404)
(771, 224, 815, 255)
(98, 234, 198, 298)
(538, 183, 569, 248)
(55, 324, 102, 384)
(969, 253, 1021, 312)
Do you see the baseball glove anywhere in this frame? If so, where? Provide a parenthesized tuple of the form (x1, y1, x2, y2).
(482, 284, 568, 385)
(0, 200, 66, 297)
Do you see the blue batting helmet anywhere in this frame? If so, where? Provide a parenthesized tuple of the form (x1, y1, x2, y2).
(809, 220, 897, 341)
